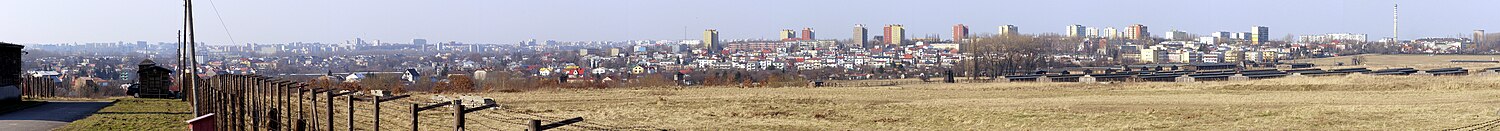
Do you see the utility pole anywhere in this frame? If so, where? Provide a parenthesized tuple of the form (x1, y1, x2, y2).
(185, 0, 199, 115)
(178, 30, 186, 103)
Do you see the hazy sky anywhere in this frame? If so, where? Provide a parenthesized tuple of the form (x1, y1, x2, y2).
(1, 0, 1496, 45)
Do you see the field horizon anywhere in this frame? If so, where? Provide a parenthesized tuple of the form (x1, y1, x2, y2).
(415, 73, 1500, 130)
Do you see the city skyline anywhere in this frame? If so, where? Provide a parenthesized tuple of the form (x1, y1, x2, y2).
(2, 0, 1497, 45)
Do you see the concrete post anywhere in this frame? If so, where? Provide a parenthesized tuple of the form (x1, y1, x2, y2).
(1229, 74, 1250, 81)
(1078, 75, 1096, 83)
(1288, 73, 1307, 78)
(1412, 71, 1433, 76)
(1175, 75, 1194, 83)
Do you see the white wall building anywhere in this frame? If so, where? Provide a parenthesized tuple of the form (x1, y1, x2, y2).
(1298, 33, 1367, 43)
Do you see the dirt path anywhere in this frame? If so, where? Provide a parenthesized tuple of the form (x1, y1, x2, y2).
(0, 101, 113, 131)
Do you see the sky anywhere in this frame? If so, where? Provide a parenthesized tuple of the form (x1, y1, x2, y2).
(1, 0, 1496, 45)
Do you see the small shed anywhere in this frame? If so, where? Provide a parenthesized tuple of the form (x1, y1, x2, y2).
(0, 42, 22, 86)
(1, 42, 21, 102)
(134, 59, 175, 98)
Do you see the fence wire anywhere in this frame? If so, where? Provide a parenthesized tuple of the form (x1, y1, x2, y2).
(194, 74, 655, 131)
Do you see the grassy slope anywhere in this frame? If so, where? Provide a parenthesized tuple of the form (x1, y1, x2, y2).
(445, 75, 1500, 130)
(55, 98, 192, 131)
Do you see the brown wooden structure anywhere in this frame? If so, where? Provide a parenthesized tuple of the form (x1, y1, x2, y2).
(1, 42, 22, 102)
(0, 42, 20, 85)
(135, 59, 175, 98)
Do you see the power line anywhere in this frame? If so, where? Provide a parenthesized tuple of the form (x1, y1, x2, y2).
(205, 0, 239, 45)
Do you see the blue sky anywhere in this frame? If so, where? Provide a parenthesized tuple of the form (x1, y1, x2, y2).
(1, 0, 1495, 44)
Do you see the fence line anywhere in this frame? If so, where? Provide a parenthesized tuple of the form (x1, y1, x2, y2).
(192, 74, 599, 131)
(18, 76, 59, 98)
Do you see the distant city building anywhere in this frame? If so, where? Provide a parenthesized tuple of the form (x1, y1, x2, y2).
(952, 24, 969, 41)
(724, 41, 791, 52)
(609, 47, 622, 56)
(1197, 37, 1219, 44)
(1085, 27, 1100, 38)
(801, 28, 816, 40)
(1066, 24, 1087, 38)
(1165, 30, 1188, 40)
(854, 24, 868, 48)
(702, 29, 720, 53)
(884, 24, 906, 45)
(1415, 37, 1468, 53)
(1212, 31, 1232, 39)
(1102, 27, 1119, 38)
(1476, 30, 1486, 50)
(413, 39, 427, 45)
(521, 39, 537, 46)
(998, 25, 1019, 36)
(1231, 32, 1252, 40)
(1252, 26, 1270, 45)
(1127, 24, 1149, 40)
(1139, 48, 1166, 63)
(780, 29, 797, 41)
(1298, 33, 1367, 43)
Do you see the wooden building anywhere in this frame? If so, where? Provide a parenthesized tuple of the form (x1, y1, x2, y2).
(0, 42, 22, 86)
(134, 59, 175, 98)
(1, 42, 22, 102)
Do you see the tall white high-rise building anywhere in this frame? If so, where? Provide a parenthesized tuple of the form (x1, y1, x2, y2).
(1085, 27, 1100, 38)
(998, 25, 1019, 36)
(1103, 27, 1119, 38)
(1066, 24, 1087, 38)
(1252, 26, 1270, 45)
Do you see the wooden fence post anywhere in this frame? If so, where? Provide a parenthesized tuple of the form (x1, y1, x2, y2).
(370, 94, 409, 131)
(217, 76, 225, 131)
(300, 86, 312, 130)
(348, 93, 354, 131)
(236, 76, 245, 131)
(326, 90, 334, 131)
(310, 88, 320, 131)
(529, 120, 541, 131)
(251, 78, 261, 130)
(410, 101, 452, 131)
(373, 96, 381, 131)
(276, 81, 286, 130)
(453, 100, 464, 131)
(411, 103, 419, 131)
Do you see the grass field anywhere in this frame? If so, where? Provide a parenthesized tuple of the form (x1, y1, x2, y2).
(445, 74, 1500, 130)
(55, 98, 192, 131)
(424, 54, 1500, 130)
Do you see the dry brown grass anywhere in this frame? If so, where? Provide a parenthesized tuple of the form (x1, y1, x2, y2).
(389, 74, 1500, 130)
(278, 55, 1500, 130)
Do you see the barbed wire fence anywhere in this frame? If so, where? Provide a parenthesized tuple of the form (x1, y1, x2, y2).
(191, 74, 655, 131)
